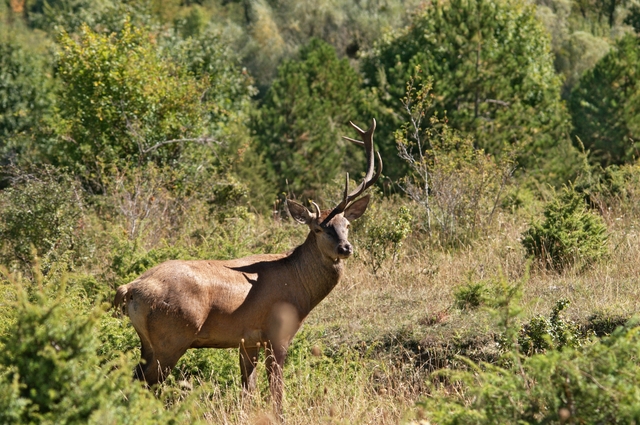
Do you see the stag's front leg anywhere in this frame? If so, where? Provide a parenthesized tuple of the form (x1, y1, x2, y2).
(265, 341, 288, 417)
(239, 342, 259, 395)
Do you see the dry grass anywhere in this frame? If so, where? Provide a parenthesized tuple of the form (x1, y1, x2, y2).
(149, 207, 640, 424)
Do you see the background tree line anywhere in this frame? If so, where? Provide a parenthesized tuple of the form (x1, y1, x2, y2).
(1, 0, 639, 203)
(1, 0, 640, 422)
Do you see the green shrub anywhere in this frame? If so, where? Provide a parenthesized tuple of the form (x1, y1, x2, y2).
(0, 272, 185, 424)
(518, 299, 586, 355)
(521, 186, 608, 270)
(414, 275, 640, 424)
(395, 72, 514, 248)
(0, 167, 85, 274)
(416, 320, 640, 424)
(454, 281, 491, 311)
(352, 199, 412, 274)
(575, 161, 640, 217)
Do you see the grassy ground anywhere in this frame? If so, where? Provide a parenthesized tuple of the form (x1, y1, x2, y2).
(134, 205, 640, 424)
(2, 180, 639, 423)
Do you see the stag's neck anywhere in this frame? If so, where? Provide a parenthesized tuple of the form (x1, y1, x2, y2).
(288, 233, 344, 316)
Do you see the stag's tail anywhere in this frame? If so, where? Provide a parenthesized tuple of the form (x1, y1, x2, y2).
(113, 285, 129, 316)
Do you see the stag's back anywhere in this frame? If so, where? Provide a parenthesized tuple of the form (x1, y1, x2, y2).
(114, 254, 289, 329)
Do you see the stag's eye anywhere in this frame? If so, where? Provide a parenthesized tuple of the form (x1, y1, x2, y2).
(314, 227, 323, 234)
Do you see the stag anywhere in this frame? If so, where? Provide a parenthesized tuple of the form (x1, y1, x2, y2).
(114, 119, 382, 415)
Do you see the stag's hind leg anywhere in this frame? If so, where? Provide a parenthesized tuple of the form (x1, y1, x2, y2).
(239, 344, 259, 395)
(129, 304, 193, 385)
(139, 347, 190, 385)
(134, 337, 155, 383)
(140, 314, 196, 384)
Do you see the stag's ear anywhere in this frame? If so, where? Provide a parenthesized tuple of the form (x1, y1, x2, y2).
(343, 195, 370, 222)
(287, 199, 313, 224)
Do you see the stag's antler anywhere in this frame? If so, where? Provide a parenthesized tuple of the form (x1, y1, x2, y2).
(322, 119, 382, 224)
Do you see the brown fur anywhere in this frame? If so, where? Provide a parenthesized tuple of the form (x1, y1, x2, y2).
(113, 196, 371, 414)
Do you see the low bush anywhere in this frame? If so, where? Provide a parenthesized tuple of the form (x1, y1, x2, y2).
(518, 299, 586, 355)
(521, 186, 608, 271)
(0, 271, 188, 425)
(0, 167, 86, 275)
(395, 71, 514, 248)
(417, 320, 640, 424)
(415, 274, 640, 424)
(352, 197, 412, 274)
(454, 281, 491, 311)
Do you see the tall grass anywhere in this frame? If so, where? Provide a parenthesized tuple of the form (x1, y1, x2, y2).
(1, 173, 640, 423)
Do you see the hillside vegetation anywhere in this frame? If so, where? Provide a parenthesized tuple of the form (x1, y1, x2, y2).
(1, 0, 640, 423)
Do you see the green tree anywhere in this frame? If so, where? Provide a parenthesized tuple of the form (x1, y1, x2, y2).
(166, 27, 257, 136)
(254, 38, 371, 199)
(24, 0, 113, 32)
(0, 33, 52, 138)
(569, 33, 640, 165)
(362, 0, 573, 181)
(0, 30, 54, 166)
(49, 22, 222, 188)
(0, 167, 84, 274)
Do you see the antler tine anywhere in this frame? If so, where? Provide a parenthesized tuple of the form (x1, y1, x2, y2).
(343, 172, 349, 202)
(342, 136, 364, 146)
(343, 118, 377, 199)
(322, 119, 381, 224)
(310, 201, 322, 219)
(349, 120, 368, 135)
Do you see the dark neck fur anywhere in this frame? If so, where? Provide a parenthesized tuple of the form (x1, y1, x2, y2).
(286, 232, 344, 316)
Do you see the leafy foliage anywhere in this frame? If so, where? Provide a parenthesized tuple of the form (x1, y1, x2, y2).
(253, 38, 370, 199)
(0, 29, 54, 169)
(165, 27, 256, 135)
(626, 4, 640, 33)
(521, 186, 608, 270)
(0, 272, 182, 425)
(395, 72, 513, 247)
(0, 167, 85, 274)
(352, 199, 412, 274)
(569, 33, 640, 165)
(0, 31, 53, 140)
(50, 22, 219, 187)
(25, 0, 112, 32)
(363, 0, 572, 180)
(414, 275, 640, 425)
(518, 299, 585, 355)
(417, 318, 640, 424)
(211, 0, 423, 89)
(533, 0, 614, 95)
(454, 281, 491, 311)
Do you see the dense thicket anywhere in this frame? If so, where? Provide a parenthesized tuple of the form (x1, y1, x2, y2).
(569, 33, 640, 165)
(253, 38, 371, 199)
(362, 0, 573, 180)
(1, 0, 640, 422)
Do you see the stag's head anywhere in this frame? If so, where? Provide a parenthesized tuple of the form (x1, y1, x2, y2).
(287, 119, 382, 261)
